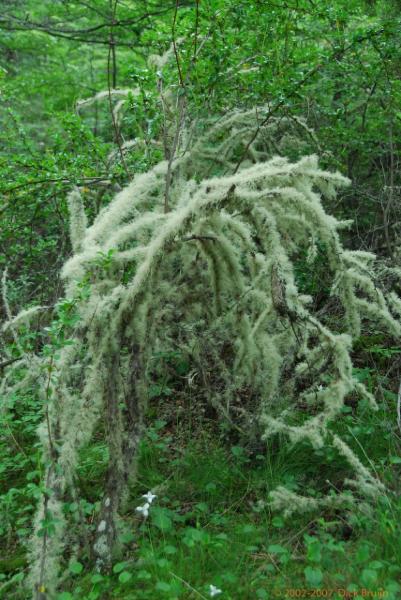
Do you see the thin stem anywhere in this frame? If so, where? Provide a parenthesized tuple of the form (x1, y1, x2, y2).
(107, 0, 129, 177)
(172, 0, 184, 87)
(193, 0, 200, 60)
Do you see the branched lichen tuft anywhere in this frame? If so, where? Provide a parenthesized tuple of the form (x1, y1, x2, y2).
(2, 106, 400, 597)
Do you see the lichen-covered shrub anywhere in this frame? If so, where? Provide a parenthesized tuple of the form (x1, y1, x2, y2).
(2, 107, 401, 598)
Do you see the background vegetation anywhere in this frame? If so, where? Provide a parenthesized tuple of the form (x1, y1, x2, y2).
(1, 1, 401, 598)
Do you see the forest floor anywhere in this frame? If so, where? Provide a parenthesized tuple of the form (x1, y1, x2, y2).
(2, 391, 400, 600)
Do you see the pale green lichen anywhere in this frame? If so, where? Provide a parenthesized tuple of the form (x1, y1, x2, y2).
(2, 106, 400, 597)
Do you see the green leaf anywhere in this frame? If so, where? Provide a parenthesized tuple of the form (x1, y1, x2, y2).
(151, 507, 173, 531)
(304, 566, 323, 587)
(231, 445, 249, 462)
(356, 544, 370, 562)
(386, 581, 401, 593)
(113, 561, 127, 574)
(137, 570, 151, 580)
(272, 516, 285, 528)
(221, 571, 237, 583)
(57, 593, 73, 600)
(156, 558, 171, 569)
(118, 571, 132, 584)
(155, 581, 171, 592)
(360, 569, 377, 586)
(69, 561, 83, 575)
(241, 524, 256, 534)
(306, 539, 322, 563)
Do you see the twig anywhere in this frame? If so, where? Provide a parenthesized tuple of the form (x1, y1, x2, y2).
(0, 5, 195, 47)
(36, 466, 54, 599)
(233, 26, 388, 175)
(1, 176, 111, 195)
(193, 0, 200, 60)
(107, 0, 129, 177)
(169, 572, 208, 599)
(232, 63, 323, 174)
(182, 234, 217, 242)
(0, 356, 22, 370)
(162, 0, 188, 213)
(0, 5, 190, 36)
(172, 0, 184, 87)
(163, 6, 214, 213)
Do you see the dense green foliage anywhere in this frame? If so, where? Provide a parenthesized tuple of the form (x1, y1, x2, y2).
(1, 1, 401, 599)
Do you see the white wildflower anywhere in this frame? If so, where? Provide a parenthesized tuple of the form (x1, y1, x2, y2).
(136, 503, 150, 518)
(209, 584, 222, 597)
(142, 491, 157, 504)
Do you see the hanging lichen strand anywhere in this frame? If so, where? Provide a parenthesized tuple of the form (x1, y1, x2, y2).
(10, 108, 401, 597)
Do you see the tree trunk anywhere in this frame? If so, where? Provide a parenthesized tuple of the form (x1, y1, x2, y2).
(93, 344, 144, 569)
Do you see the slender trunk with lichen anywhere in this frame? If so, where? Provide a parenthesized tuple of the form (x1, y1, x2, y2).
(93, 342, 145, 569)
